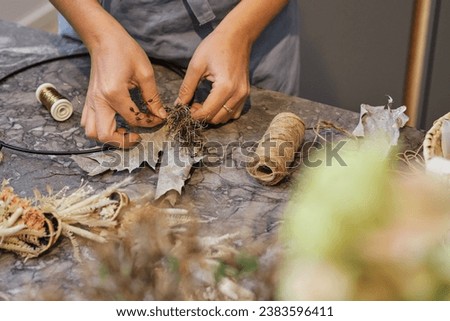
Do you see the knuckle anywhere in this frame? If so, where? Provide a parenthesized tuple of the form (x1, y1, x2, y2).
(100, 84, 120, 99)
(220, 81, 234, 94)
(148, 93, 162, 105)
(139, 69, 154, 83)
(178, 83, 192, 98)
(85, 129, 97, 139)
(237, 84, 250, 98)
(97, 132, 112, 143)
(188, 61, 203, 75)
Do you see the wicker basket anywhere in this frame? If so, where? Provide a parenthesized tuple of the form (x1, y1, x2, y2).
(423, 112, 450, 178)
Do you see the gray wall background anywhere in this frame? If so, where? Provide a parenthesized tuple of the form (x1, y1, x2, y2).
(425, 0, 450, 129)
(298, 0, 448, 129)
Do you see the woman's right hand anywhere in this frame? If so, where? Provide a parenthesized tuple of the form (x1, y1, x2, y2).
(50, 0, 166, 148)
(81, 31, 167, 148)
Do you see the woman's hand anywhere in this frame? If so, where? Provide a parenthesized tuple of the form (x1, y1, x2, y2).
(176, 28, 251, 124)
(50, 0, 167, 148)
(175, 0, 289, 125)
(81, 32, 167, 148)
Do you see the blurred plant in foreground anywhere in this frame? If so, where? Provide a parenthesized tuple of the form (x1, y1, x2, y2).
(278, 140, 450, 300)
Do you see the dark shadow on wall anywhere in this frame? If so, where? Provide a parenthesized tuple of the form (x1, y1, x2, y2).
(298, 37, 340, 109)
(297, 0, 414, 113)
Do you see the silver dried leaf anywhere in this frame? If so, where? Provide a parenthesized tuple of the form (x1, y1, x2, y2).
(155, 143, 197, 200)
(71, 127, 169, 175)
(353, 96, 409, 152)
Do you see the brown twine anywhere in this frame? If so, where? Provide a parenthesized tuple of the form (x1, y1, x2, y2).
(311, 120, 356, 145)
(246, 112, 306, 185)
(395, 145, 426, 177)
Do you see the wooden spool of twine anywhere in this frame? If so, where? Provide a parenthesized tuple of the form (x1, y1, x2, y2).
(246, 112, 306, 185)
(35, 83, 73, 122)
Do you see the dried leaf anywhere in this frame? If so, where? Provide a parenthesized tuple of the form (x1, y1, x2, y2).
(353, 96, 409, 155)
(72, 126, 203, 203)
(155, 143, 198, 200)
(71, 127, 169, 175)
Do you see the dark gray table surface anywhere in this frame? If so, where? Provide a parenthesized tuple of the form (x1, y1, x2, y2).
(0, 21, 424, 300)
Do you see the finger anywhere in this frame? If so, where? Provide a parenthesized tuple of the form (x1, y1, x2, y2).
(111, 92, 164, 128)
(191, 80, 232, 122)
(175, 61, 204, 106)
(136, 69, 167, 119)
(94, 103, 141, 148)
(210, 96, 245, 124)
(83, 104, 98, 140)
(81, 103, 88, 127)
(231, 99, 245, 119)
(81, 88, 94, 127)
(190, 102, 202, 114)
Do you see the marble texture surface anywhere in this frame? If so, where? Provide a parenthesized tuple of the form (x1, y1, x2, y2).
(0, 21, 424, 300)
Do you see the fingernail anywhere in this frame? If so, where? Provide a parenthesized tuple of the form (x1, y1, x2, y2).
(158, 108, 167, 118)
(174, 97, 182, 106)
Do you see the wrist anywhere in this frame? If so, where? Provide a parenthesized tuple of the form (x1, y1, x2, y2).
(216, 0, 289, 45)
(81, 13, 130, 54)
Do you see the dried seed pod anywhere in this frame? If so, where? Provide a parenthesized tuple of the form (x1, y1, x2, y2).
(423, 112, 450, 161)
(104, 191, 129, 221)
(423, 112, 450, 179)
(246, 112, 306, 185)
(0, 207, 61, 259)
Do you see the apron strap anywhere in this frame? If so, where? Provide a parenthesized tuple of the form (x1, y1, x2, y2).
(185, 0, 216, 25)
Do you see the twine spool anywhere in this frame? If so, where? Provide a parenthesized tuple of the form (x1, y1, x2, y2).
(246, 112, 306, 185)
(35, 83, 73, 121)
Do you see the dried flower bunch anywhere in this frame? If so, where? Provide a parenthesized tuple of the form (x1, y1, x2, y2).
(0, 180, 60, 259)
(0, 179, 131, 261)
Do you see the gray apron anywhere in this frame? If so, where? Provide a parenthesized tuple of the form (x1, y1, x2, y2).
(59, 0, 300, 96)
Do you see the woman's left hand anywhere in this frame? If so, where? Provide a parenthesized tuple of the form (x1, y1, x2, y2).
(175, 27, 251, 124)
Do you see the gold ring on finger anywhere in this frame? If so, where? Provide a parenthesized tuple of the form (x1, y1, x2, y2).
(222, 104, 232, 114)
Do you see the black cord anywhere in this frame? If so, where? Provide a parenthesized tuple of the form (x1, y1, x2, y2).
(0, 51, 186, 157)
(0, 139, 115, 155)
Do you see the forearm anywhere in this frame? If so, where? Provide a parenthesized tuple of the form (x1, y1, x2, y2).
(216, 0, 289, 45)
(49, 0, 128, 53)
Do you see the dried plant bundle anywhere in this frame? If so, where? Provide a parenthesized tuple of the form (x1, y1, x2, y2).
(0, 179, 131, 260)
(165, 104, 204, 147)
(72, 198, 279, 301)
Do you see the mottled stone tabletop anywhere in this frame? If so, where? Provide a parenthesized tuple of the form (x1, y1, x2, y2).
(0, 21, 424, 300)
